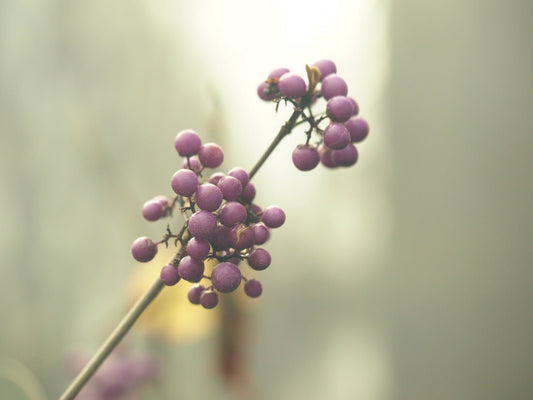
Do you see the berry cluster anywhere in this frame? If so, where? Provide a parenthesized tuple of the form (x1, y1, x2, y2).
(131, 130, 285, 309)
(257, 59, 369, 171)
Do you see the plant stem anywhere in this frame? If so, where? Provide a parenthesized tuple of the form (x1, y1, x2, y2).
(59, 277, 165, 400)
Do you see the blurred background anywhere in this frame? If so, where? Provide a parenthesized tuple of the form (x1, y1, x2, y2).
(1, 0, 532, 399)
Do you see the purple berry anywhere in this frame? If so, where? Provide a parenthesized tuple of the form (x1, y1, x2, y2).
(292, 144, 320, 171)
(160, 264, 180, 286)
(208, 172, 225, 185)
(257, 81, 276, 101)
(209, 225, 232, 251)
(267, 67, 290, 80)
(261, 206, 286, 228)
(320, 74, 348, 100)
(177, 256, 204, 282)
(211, 262, 242, 293)
(333, 143, 359, 167)
(253, 223, 270, 245)
(347, 97, 359, 116)
(198, 143, 224, 169)
(278, 73, 307, 99)
(174, 129, 202, 157)
(324, 123, 350, 150)
(244, 279, 263, 298)
(181, 156, 203, 173)
(171, 169, 198, 197)
(312, 59, 336, 81)
(195, 183, 223, 211)
(240, 182, 256, 202)
(247, 248, 271, 271)
(318, 144, 339, 169)
(345, 116, 369, 143)
(187, 284, 205, 305)
(200, 290, 218, 309)
(219, 201, 247, 227)
(230, 225, 256, 250)
(131, 237, 158, 262)
(188, 210, 217, 239)
(217, 175, 243, 201)
(228, 167, 249, 188)
(186, 237, 211, 261)
(142, 199, 163, 221)
(326, 96, 354, 123)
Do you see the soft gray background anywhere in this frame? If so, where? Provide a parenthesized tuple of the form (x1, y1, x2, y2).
(1, 0, 532, 399)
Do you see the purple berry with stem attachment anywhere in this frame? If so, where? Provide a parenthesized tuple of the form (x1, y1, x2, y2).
(278, 73, 307, 99)
(198, 143, 224, 169)
(247, 248, 271, 271)
(244, 279, 263, 298)
(257, 81, 276, 101)
(174, 129, 202, 157)
(320, 74, 348, 100)
(188, 210, 217, 239)
(186, 237, 211, 261)
(230, 224, 256, 251)
(195, 183, 223, 212)
(142, 199, 164, 221)
(200, 290, 218, 309)
(171, 169, 198, 197)
(160, 264, 180, 286)
(267, 67, 290, 80)
(217, 175, 243, 201)
(211, 262, 242, 293)
(219, 201, 247, 227)
(181, 156, 202, 173)
(345, 116, 369, 143)
(131, 237, 158, 262)
(312, 59, 336, 81)
(326, 96, 355, 123)
(187, 284, 205, 305)
(333, 143, 359, 167)
(292, 144, 320, 171)
(177, 256, 205, 282)
(261, 206, 286, 228)
(324, 123, 351, 150)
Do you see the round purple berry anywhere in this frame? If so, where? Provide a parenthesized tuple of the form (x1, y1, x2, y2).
(333, 143, 359, 167)
(326, 96, 354, 123)
(188, 210, 217, 239)
(292, 144, 320, 171)
(244, 279, 263, 298)
(312, 59, 336, 81)
(267, 67, 290, 80)
(230, 225, 256, 250)
(209, 225, 232, 251)
(208, 172, 225, 185)
(171, 169, 198, 197)
(187, 284, 205, 305)
(228, 167, 249, 188)
(320, 74, 348, 100)
(261, 206, 286, 228)
(347, 97, 359, 116)
(195, 183, 223, 211)
(174, 129, 202, 157)
(186, 237, 211, 261)
(142, 199, 164, 221)
(257, 81, 276, 101)
(211, 262, 242, 293)
(324, 123, 351, 150)
(200, 290, 218, 309)
(177, 256, 205, 282)
(131, 236, 158, 262)
(181, 156, 203, 173)
(240, 182, 256, 202)
(219, 201, 247, 227)
(247, 248, 271, 271)
(318, 144, 339, 169)
(278, 73, 307, 99)
(345, 116, 369, 143)
(160, 264, 180, 286)
(253, 223, 270, 245)
(198, 143, 224, 169)
(217, 175, 243, 201)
